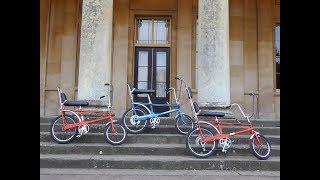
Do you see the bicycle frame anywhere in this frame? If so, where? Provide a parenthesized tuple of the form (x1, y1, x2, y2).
(60, 109, 114, 131)
(127, 84, 185, 123)
(196, 104, 260, 144)
(174, 77, 270, 158)
(173, 77, 261, 144)
(200, 117, 258, 143)
(57, 85, 117, 133)
(175, 76, 258, 128)
(131, 102, 183, 121)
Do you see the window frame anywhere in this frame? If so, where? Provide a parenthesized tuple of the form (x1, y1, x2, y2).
(134, 17, 171, 47)
(273, 23, 280, 93)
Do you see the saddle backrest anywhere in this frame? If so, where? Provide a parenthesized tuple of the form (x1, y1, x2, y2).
(187, 86, 192, 99)
(193, 101, 200, 113)
(127, 83, 134, 92)
(60, 92, 67, 104)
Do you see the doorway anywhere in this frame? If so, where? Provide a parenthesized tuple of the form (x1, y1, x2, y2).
(134, 47, 170, 113)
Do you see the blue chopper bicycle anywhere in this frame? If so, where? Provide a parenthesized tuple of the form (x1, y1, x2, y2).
(122, 78, 195, 134)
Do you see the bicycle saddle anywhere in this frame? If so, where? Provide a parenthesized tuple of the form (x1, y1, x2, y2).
(198, 110, 225, 117)
(60, 92, 89, 106)
(64, 100, 89, 106)
(132, 89, 155, 95)
(193, 101, 225, 117)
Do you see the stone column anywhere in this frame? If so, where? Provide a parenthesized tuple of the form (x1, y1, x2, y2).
(196, 0, 230, 106)
(112, 0, 129, 116)
(257, 0, 275, 118)
(77, 0, 113, 100)
(177, 0, 193, 115)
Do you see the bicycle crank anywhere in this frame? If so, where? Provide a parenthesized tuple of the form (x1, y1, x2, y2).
(77, 125, 89, 137)
(149, 117, 160, 128)
(219, 138, 232, 153)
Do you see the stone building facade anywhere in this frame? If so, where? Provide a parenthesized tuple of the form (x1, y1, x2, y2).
(40, 0, 280, 119)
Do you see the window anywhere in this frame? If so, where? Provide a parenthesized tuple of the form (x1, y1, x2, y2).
(136, 19, 153, 44)
(136, 18, 170, 46)
(275, 25, 280, 89)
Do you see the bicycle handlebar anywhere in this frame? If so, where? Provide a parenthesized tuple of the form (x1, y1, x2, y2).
(101, 83, 112, 109)
(249, 92, 258, 96)
(166, 87, 173, 93)
(174, 76, 186, 87)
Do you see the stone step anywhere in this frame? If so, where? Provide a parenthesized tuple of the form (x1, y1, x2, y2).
(40, 154, 280, 171)
(40, 142, 280, 157)
(40, 132, 280, 145)
(40, 123, 280, 135)
(40, 168, 280, 180)
(197, 119, 280, 127)
(41, 117, 280, 127)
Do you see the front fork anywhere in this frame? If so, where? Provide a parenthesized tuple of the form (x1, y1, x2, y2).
(108, 118, 118, 134)
(250, 131, 261, 145)
(175, 110, 185, 123)
(196, 127, 209, 152)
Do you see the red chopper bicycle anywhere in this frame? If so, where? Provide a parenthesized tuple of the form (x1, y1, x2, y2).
(174, 77, 271, 160)
(50, 83, 127, 145)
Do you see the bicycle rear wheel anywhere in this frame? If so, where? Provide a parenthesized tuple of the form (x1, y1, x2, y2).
(186, 127, 217, 158)
(175, 114, 194, 135)
(122, 107, 148, 134)
(50, 115, 78, 144)
(104, 122, 127, 145)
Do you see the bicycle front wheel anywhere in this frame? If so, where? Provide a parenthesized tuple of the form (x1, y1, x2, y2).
(122, 107, 148, 134)
(250, 134, 271, 160)
(186, 127, 217, 158)
(104, 122, 127, 145)
(175, 114, 194, 135)
(50, 115, 78, 144)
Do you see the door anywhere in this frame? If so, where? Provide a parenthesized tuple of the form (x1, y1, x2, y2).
(134, 47, 170, 114)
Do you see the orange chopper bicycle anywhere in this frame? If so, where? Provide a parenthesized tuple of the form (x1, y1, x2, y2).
(49, 83, 127, 145)
(174, 77, 271, 160)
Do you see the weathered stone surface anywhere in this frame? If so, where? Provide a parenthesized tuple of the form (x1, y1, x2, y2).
(196, 0, 230, 106)
(77, 0, 113, 100)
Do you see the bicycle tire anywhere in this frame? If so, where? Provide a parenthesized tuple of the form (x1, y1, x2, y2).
(250, 134, 271, 160)
(175, 114, 194, 135)
(186, 127, 217, 158)
(50, 114, 78, 144)
(104, 122, 127, 145)
(122, 107, 148, 134)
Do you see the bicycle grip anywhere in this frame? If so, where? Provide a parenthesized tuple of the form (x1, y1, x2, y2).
(100, 96, 105, 99)
(105, 83, 110, 86)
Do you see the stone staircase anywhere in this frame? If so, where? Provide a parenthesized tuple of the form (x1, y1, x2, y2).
(40, 117, 280, 173)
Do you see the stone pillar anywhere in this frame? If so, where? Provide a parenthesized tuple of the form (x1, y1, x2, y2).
(196, 0, 230, 106)
(177, 0, 193, 115)
(257, 0, 275, 118)
(77, 0, 113, 100)
(112, 0, 129, 116)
